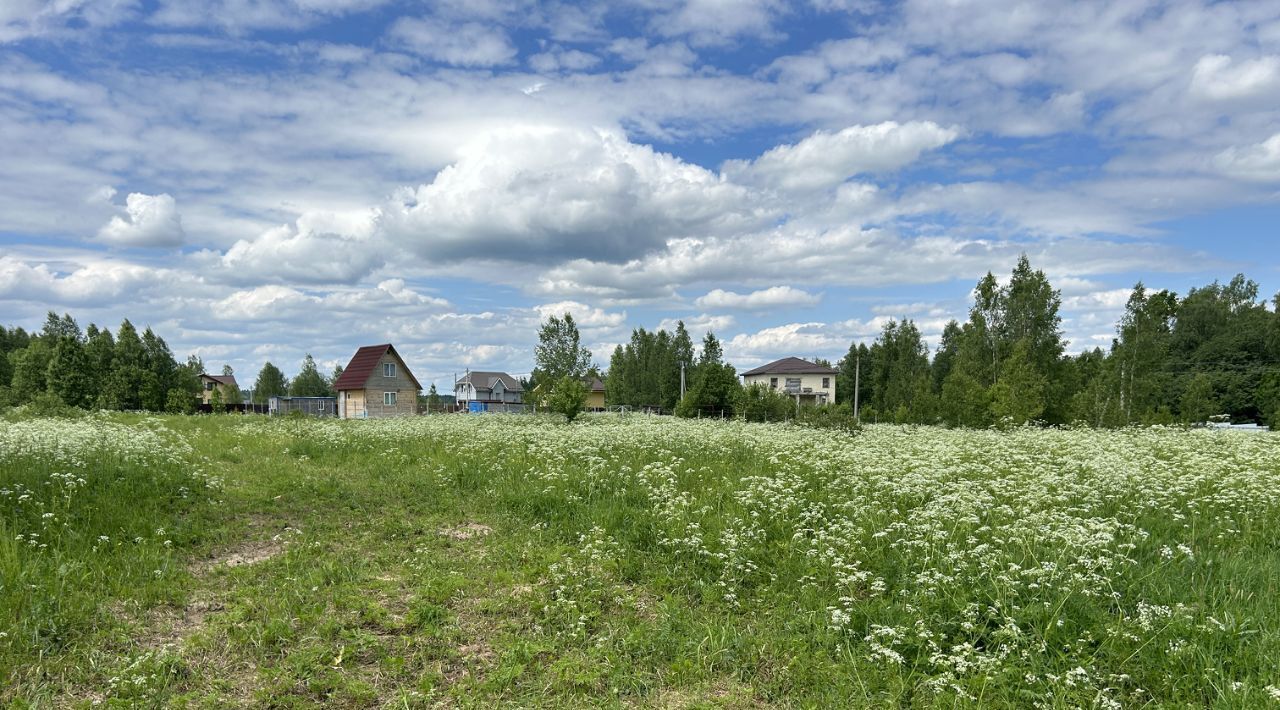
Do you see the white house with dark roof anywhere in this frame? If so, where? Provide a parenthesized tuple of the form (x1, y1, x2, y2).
(454, 371, 524, 407)
(740, 357, 837, 406)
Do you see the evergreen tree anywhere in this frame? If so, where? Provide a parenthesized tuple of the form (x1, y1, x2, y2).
(252, 362, 289, 404)
(289, 354, 330, 396)
(427, 383, 441, 410)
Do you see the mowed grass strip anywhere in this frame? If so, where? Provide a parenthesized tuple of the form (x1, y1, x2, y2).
(2, 412, 1280, 707)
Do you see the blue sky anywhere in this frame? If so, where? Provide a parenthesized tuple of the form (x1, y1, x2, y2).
(1, 0, 1278, 389)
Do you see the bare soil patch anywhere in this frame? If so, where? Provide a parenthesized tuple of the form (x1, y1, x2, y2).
(192, 539, 283, 574)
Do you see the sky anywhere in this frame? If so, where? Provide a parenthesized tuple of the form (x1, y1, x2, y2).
(1, 0, 1278, 390)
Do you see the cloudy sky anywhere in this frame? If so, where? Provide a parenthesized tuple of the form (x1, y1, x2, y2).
(1, 0, 1278, 388)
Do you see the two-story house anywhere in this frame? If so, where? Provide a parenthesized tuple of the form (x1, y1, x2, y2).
(740, 357, 836, 406)
(455, 371, 524, 410)
(333, 344, 421, 418)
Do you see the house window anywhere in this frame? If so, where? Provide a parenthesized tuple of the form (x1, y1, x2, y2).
(822, 377, 830, 389)
(204, 381, 214, 391)
(785, 378, 801, 390)
(769, 377, 778, 388)
(383, 391, 397, 406)
(383, 362, 396, 377)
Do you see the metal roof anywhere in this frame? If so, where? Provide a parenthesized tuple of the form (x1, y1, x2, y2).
(333, 343, 422, 392)
(740, 357, 837, 377)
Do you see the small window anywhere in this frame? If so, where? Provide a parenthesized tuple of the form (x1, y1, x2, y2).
(769, 377, 778, 388)
(822, 377, 830, 389)
(383, 362, 396, 377)
(383, 391, 397, 406)
(204, 381, 214, 390)
(786, 377, 801, 389)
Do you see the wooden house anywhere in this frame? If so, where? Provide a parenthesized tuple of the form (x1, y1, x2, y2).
(333, 344, 421, 418)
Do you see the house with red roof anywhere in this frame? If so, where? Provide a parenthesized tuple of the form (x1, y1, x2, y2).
(333, 344, 422, 418)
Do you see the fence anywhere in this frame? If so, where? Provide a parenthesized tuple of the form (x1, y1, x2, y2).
(197, 403, 268, 414)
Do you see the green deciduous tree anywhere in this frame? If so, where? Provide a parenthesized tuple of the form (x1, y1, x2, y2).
(1180, 373, 1217, 424)
(532, 313, 592, 391)
(989, 339, 1047, 425)
(547, 376, 588, 422)
(253, 362, 289, 404)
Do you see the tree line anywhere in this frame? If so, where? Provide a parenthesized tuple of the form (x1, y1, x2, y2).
(838, 256, 1280, 427)
(0, 313, 203, 412)
(0, 312, 346, 412)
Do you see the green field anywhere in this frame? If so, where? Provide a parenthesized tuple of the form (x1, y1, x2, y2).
(2, 413, 1280, 707)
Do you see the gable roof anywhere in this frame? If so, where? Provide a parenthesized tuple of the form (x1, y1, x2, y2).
(333, 343, 422, 391)
(456, 371, 523, 392)
(740, 357, 837, 377)
(586, 377, 605, 392)
(201, 374, 239, 389)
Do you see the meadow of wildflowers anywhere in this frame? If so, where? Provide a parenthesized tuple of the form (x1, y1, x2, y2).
(2, 412, 1279, 706)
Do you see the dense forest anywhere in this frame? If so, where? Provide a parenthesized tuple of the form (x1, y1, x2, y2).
(3, 255, 1278, 426)
(0, 313, 341, 412)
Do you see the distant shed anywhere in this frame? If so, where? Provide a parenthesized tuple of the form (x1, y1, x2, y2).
(269, 396, 337, 417)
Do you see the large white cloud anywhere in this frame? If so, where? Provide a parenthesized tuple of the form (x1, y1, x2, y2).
(97, 192, 186, 247)
(380, 125, 762, 264)
(213, 210, 384, 284)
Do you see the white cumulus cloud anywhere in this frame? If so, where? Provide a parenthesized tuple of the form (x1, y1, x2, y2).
(97, 192, 186, 247)
(380, 125, 762, 264)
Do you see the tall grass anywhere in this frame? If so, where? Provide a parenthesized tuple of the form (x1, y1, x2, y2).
(0, 415, 219, 695)
(3, 412, 1279, 706)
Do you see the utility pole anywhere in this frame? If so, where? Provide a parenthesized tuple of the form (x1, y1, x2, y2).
(853, 351, 860, 422)
(680, 361, 687, 400)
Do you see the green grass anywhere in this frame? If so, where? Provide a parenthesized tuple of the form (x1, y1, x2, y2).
(2, 412, 1280, 707)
